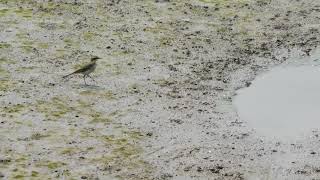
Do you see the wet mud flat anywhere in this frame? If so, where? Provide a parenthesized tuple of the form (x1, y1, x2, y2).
(0, 0, 320, 179)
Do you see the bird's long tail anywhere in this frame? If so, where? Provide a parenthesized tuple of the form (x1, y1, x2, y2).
(63, 72, 75, 79)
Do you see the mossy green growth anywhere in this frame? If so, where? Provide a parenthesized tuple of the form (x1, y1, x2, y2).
(80, 90, 117, 100)
(31, 171, 39, 177)
(83, 31, 99, 41)
(36, 161, 66, 170)
(20, 45, 34, 53)
(90, 112, 111, 124)
(30, 133, 50, 140)
(0, 66, 7, 74)
(63, 37, 80, 49)
(20, 41, 34, 53)
(36, 2, 59, 15)
(3, 104, 25, 114)
(122, 130, 144, 140)
(53, 49, 67, 58)
(112, 144, 142, 158)
(14, 157, 27, 163)
(17, 66, 36, 73)
(13, 174, 25, 179)
(158, 36, 174, 46)
(153, 79, 175, 87)
(0, 158, 11, 166)
(217, 26, 229, 33)
(143, 25, 169, 34)
(60, 147, 77, 155)
(37, 42, 49, 49)
(97, 135, 144, 161)
(14, 8, 33, 18)
(199, 0, 248, 5)
(0, 79, 14, 92)
(0, 57, 15, 65)
(90, 132, 152, 177)
(16, 32, 29, 40)
(0, 79, 11, 91)
(0, 42, 11, 49)
(63, 38, 73, 46)
(36, 97, 75, 120)
(0, 8, 9, 16)
(110, 50, 135, 58)
(10, 168, 28, 179)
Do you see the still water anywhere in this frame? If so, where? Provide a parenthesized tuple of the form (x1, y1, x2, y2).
(234, 64, 320, 139)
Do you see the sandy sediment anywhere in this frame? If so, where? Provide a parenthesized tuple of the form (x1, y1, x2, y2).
(0, 0, 319, 179)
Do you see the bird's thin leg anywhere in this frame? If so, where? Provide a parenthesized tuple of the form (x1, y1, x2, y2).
(87, 74, 96, 82)
(83, 75, 87, 85)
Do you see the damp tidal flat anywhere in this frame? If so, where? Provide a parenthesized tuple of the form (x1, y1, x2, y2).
(1, 0, 320, 179)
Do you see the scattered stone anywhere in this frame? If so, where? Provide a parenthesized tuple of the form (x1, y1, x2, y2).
(169, 119, 183, 124)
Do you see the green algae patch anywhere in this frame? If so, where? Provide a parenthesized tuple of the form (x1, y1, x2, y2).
(14, 157, 27, 164)
(0, 42, 11, 49)
(91, 133, 151, 176)
(63, 38, 73, 45)
(3, 104, 26, 114)
(31, 171, 39, 177)
(80, 90, 117, 100)
(30, 133, 50, 140)
(53, 49, 67, 58)
(158, 36, 174, 46)
(123, 130, 145, 140)
(35, 97, 75, 120)
(9, 168, 28, 179)
(16, 32, 28, 39)
(153, 79, 175, 87)
(199, 0, 249, 5)
(37, 42, 49, 49)
(0, 57, 16, 65)
(17, 66, 36, 73)
(83, 31, 99, 41)
(13, 174, 26, 179)
(89, 112, 111, 124)
(36, 2, 60, 16)
(0, 158, 12, 167)
(1, 95, 153, 179)
(63, 37, 80, 49)
(0, 8, 9, 16)
(47, 162, 64, 169)
(19, 41, 35, 53)
(60, 147, 77, 155)
(0, 80, 12, 92)
(14, 8, 33, 18)
(110, 50, 135, 58)
(20, 45, 34, 53)
(36, 160, 66, 170)
(0, 66, 8, 75)
(143, 25, 170, 34)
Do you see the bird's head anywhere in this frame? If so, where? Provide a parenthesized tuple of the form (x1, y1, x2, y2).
(91, 56, 101, 62)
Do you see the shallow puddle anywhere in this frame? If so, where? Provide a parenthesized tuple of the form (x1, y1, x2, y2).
(234, 52, 320, 140)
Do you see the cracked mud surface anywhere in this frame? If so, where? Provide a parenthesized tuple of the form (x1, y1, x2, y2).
(0, 0, 320, 179)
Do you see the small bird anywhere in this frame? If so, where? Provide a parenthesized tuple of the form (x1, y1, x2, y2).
(63, 56, 101, 85)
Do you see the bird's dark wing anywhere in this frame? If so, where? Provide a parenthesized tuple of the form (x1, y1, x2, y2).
(63, 63, 94, 78)
(73, 63, 94, 73)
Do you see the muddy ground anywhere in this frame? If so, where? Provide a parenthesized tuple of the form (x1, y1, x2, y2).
(0, 0, 320, 179)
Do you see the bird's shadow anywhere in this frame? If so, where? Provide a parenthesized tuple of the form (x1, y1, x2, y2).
(76, 84, 103, 90)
